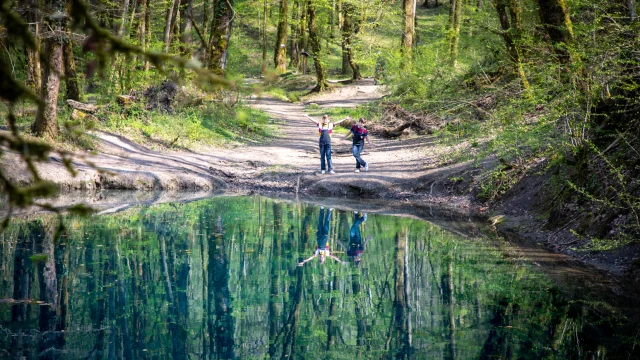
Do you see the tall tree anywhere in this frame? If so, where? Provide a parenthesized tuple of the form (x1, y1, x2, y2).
(535, 0, 574, 61)
(32, 0, 65, 138)
(494, 0, 530, 89)
(117, 0, 131, 37)
(402, 0, 416, 58)
(19, 0, 41, 91)
(63, 38, 80, 101)
(179, 0, 194, 57)
(207, 0, 235, 76)
(164, 0, 181, 52)
(307, 0, 329, 91)
(342, 1, 361, 80)
(290, 0, 300, 69)
(628, 0, 637, 21)
(449, 0, 463, 67)
(262, 0, 268, 74)
(274, 0, 289, 73)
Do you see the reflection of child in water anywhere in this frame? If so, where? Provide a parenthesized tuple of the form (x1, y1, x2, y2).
(298, 207, 343, 266)
(338, 212, 372, 265)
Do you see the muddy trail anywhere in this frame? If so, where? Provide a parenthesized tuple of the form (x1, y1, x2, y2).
(2, 78, 477, 207)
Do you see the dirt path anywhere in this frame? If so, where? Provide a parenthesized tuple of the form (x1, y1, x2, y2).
(1, 78, 477, 205)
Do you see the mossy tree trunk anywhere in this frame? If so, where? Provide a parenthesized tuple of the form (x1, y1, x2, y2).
(207, 0, 234, 76)
(262, 0, 268, 74)
(627, 0, 636, 21)
(402, 0, 416, 58)
(19, 0, 41, 91)
(63, 39, 81, 101)
(449, 0, 462, 67)
(290, 0, 300, 69)
(164, 0, 180, 52)
(342, 2, 361, 80)
(274, 0, 289, 73)
(494, 0, 530, 89)
(535, 0, 574, 61)
(142, 0, 150, 71)
(32, 0, 65, 138)
(179, 0, 194, 57)
(307, 0, 329, 91)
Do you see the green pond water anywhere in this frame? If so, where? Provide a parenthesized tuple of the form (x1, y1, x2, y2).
(0, 195, 638, 359)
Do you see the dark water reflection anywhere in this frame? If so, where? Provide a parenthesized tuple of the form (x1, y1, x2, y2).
(0, 196, 638, 359)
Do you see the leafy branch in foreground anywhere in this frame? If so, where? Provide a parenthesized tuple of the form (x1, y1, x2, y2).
(0, 0, 230, 232)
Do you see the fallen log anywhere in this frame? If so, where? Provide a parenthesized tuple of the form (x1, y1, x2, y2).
(66, 100, 98, 114)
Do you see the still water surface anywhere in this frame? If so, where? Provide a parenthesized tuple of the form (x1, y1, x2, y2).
(0, 196, 638, 359)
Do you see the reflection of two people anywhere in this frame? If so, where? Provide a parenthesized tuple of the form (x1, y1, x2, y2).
(298, 207, 372, 266)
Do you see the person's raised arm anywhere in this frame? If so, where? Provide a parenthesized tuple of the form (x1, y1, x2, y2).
(336, 239, 347, 250)
(366, 134, 374, 146)
(328, 254, 344, 263)
(333, 116, 351, 125)
(298, 254, 316, 266)
(304, 114, 319, 124)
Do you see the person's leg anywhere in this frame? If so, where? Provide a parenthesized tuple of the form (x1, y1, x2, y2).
(323, 208, 331, 236)
(319, 143, 326, 171)
(352, 144, 365, 168)
(317, 207, 325, 241)
(325, 143, 333, 171)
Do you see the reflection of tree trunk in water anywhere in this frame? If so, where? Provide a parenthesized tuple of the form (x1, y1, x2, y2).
(207, 215, 235, 358)
(441, 256, 455, 360)
(387, 228, 411, 358)
(176, 233, 190, 358)
(479, 298, 514, 359)
(11, 222, 38, 357)
(85, 240, 106, 359)
(268, 203, 283, 358)
(200, 215, 209, 357)
(281, 266, 304, 359)
(352, 271, 369, 353)
(115, 237, 133, 360)
(326, 272, 338, 349)
(160, 233, 188, 359)
(37, 220, 65, 359)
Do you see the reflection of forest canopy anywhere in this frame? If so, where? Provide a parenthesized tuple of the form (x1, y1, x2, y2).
(0, 196, 637, 358)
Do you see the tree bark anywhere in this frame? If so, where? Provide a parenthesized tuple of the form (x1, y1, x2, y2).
(402, 0, 416, 58)
(274, 0, 289, 73)
(342, 2, 361, 80)
(63, 39, 80, 101)
(494, 0, 530, 89)
(290, 0, 300, 68)
(19, 0, 41, 91)
(535, 0, 574, 61)
(449, 0, 462, 67)
(207, 0, 234, 76)
(117, 0, 131, 37)
(164, 0, 180, 52)
(307, 0, 329, 91)
(627, 0, 636, 21)
(32, 0, 64, 139)
(179, 0, 194, 57)
(262, 0, 268, 74)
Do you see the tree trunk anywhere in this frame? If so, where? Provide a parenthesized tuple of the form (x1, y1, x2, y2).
(477, 0, 483, 10)
(179, 0, 194, 57)
(262, 0, 268, 74)
(535, 0, 574, 61)
(118, 0, 131, 36)
(402, 0, 416, 57)
(138, 0, 148, 69)
(449, 0, 462, 67)
(494, 0, 530, 89)
(143, 0, 151, 70)
(20, 0, 41, 91)
(274, 0, 289, 73)
(627, 0, 636, 21)
(63, 40, 80, 101)
(164, 0, 180, 52)
(207, 0, 234, 76)
(307, 0, 329, 91)
(32, 24, 63, 138)
(290, 0, 300, 69)
(342, 2, 361, 80)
